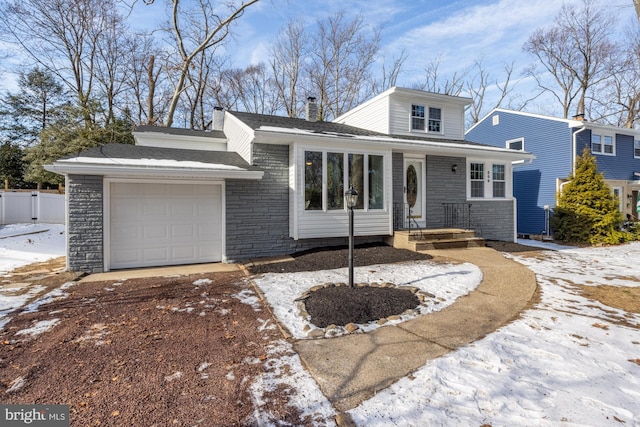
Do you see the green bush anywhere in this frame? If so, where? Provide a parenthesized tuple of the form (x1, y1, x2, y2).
(551, 148, 631, 245)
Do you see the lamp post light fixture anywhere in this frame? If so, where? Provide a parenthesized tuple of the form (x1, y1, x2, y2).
(345, 186, 358, 288)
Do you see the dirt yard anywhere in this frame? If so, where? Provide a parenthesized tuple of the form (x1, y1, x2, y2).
(1, 242, 637, 426)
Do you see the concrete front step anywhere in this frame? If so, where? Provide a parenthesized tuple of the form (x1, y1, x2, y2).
(385, 229, 485, 251)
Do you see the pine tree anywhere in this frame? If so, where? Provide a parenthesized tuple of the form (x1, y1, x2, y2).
(551, 148, 628, 244)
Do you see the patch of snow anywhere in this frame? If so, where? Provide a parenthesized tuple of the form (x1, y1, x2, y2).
(0, 223, 66, 274)
(15, 318, 60, 337)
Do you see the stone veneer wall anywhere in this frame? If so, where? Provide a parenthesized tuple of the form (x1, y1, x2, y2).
(67, 174, 104, 273)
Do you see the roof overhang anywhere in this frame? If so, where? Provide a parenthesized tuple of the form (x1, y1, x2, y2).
(45, 157, 264, 180)
(253, 127, 535, 163)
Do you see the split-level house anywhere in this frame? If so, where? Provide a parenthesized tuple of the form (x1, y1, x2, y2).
(46, 87, 533, 273)
(466, 109, 640, 236)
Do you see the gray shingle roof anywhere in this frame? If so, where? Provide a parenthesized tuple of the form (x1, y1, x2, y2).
(66, 143, 261, 171)
(134, 125, 225, 139)
(229, 110, 490, 147)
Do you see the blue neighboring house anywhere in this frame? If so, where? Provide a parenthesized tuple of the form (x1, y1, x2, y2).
(466, 109, 640, 236)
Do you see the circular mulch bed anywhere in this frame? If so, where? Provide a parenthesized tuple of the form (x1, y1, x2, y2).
(304, 285, 421, 328)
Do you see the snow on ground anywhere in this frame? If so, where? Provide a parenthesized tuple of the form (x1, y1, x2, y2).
(0, 223, 66, 274)
(2, 226, 640, 426)
(0, 223, 67, 329)
(253, 261, 482, 339)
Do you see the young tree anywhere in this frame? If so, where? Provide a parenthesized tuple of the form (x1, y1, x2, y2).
(551, 148, 627, 244)
(523, 0, 618, 118)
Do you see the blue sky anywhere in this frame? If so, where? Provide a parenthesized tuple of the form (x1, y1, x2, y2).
(3, 0, 637, 117)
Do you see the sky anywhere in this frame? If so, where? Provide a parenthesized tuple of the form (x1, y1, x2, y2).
(123, 0, 637, 115)
(1, 0, 638, 119)
(1, 224, 639, 425)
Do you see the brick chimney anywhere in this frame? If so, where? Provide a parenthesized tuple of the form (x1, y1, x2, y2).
(305, 97, 318, 122)
(212, 107, 224, 130)
(572, 113, 585, 122)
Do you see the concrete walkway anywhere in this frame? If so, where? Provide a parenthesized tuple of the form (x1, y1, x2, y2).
(293, 247, 538, 413)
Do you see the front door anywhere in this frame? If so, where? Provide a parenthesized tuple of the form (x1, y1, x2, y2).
(404, 157, 426, 227)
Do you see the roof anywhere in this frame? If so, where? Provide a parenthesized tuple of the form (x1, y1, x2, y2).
(47, 144, 263, 180)
(228, 110, 386, 137)
(134, 125, 225, 139)
(230, 110, 496, 148)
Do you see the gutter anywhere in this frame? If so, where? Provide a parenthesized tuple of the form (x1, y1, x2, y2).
(571, 125, 588, 175)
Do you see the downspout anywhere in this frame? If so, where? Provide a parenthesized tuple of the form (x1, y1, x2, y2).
(571, 125, 588, 175)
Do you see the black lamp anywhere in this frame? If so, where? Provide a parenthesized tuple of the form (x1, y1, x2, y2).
(345, 186, 358, 287)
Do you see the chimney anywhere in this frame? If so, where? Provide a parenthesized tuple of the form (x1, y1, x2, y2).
(212, 107, 224, 130)
(572, 113, 585, 122)
(306, 97, 318, 122)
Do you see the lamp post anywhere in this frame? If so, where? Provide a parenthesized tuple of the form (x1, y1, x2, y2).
(345, 186, 358, 288)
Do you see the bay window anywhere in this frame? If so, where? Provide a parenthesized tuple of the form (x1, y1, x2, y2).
(304, 150, 385, 211)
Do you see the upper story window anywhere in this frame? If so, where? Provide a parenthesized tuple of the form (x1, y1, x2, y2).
(411, 105, 425, 130)
(506, 138, 524, 151)
(591, 133, 614, 155)
(635, 140, 640, 158)
(411, 105, 442, 133)
(428, 107, 442, 132)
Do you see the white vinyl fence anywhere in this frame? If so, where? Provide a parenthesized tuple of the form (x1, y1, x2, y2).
(0, 191, 65, 225)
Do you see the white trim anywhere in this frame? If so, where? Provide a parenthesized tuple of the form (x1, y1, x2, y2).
(45, 161, 263, 180)
(466, 159, 512, 200)
(103, 178, 226, 272)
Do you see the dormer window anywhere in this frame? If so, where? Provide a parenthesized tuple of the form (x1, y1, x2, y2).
(411, 105, 425, 130)
(411, 105, 442, 133)
(428, 107, 441, 132)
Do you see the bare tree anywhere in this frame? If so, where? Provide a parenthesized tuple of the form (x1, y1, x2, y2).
(416, 54, 469, 96)
(372, 49, 408, 94)
(163, 0, 259, 127)
(308, 11, 381, 121)
(222, 63, 281, 115)
(523, 0, 618, 118)
(0, 0, 127, 127)
(270, 19, 308, 118)
(466, 59, 517, 125)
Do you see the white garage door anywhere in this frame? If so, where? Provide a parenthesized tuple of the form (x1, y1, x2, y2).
(109, 182, 222, 270)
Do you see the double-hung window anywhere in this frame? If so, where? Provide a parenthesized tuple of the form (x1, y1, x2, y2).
(492, 164, 506, 198)
(411, 105, 425, 130)
(470, 163, 484, 198)
(591, 133, 614, 155)
(428, 107, 441, 132)
(635, 140, 640, 158)
(304, 151, 385, 211)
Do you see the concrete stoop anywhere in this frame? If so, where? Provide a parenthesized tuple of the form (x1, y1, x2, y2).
(385, 228, 485, 251)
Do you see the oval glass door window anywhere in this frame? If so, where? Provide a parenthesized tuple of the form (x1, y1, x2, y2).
(406, 165, 417, 208)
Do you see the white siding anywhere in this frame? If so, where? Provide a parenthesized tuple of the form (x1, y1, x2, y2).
(388, 93, 466, 139)
(336, 87, 470, 141)
(225, 113, 255, 163)
(334, 95, 390, 133)
(291, 144, 393, 239)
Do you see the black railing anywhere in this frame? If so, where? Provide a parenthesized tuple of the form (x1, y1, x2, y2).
(393, 202, 423, 237)
(443, 203, 472, 229)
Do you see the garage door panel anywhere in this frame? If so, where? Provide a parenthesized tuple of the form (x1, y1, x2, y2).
(109, 182, 222, 269)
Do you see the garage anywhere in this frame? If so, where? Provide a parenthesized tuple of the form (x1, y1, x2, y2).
(108, 182, 223, 270)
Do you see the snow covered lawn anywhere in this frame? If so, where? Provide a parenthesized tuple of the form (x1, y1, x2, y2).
(1, 225, 639, 426)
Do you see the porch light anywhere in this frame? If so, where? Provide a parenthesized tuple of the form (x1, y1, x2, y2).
(345, 186, 358, 288)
